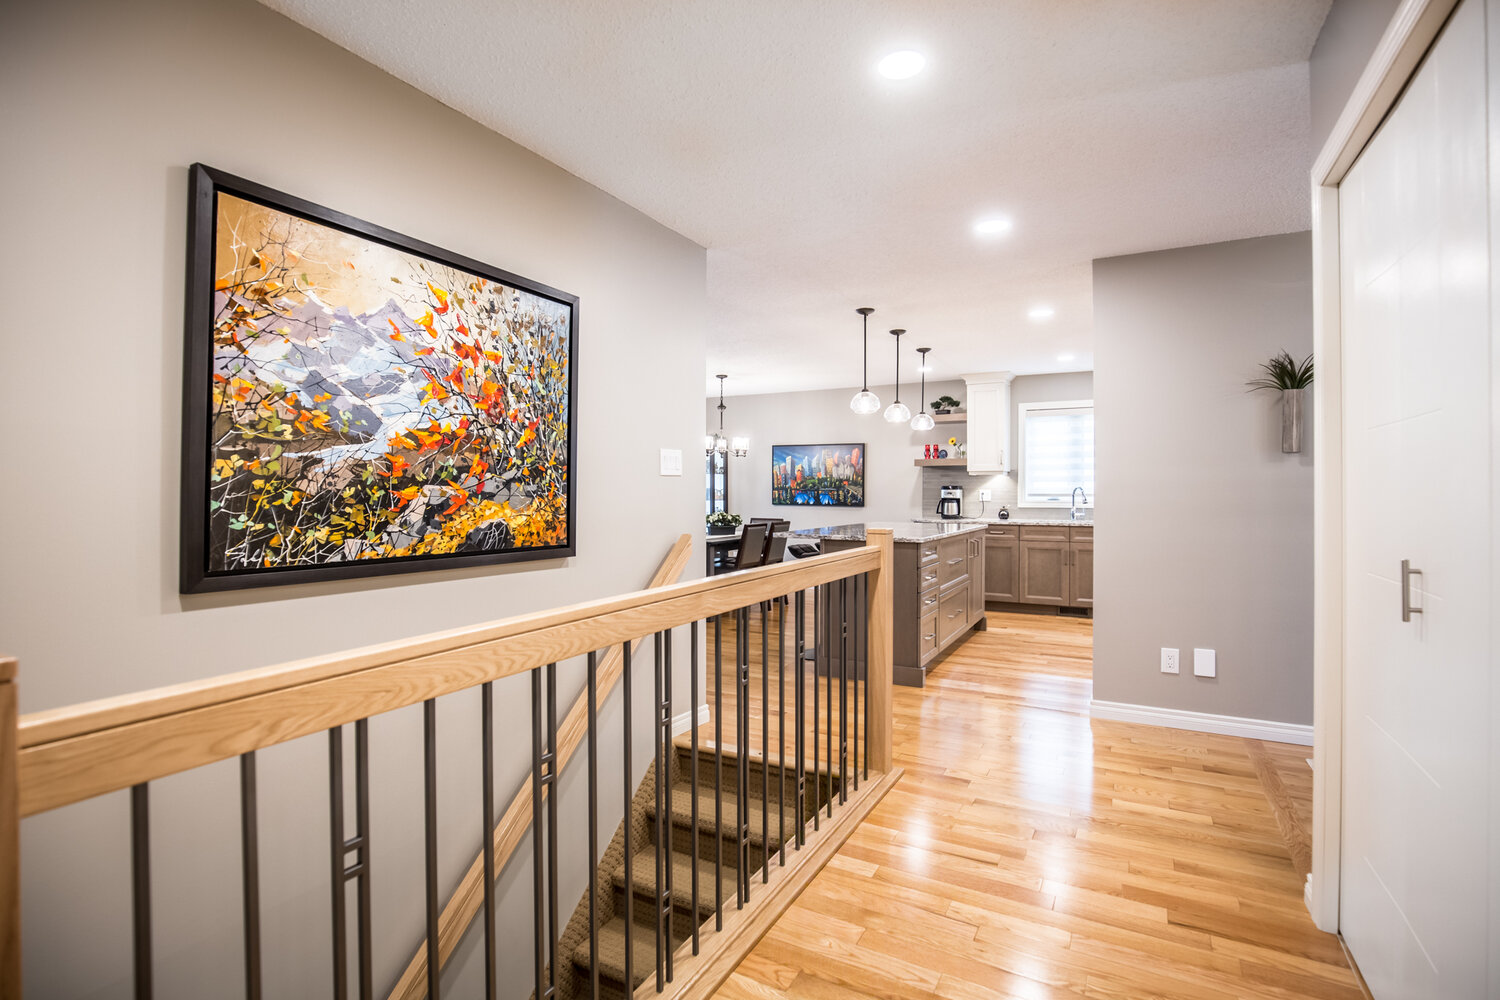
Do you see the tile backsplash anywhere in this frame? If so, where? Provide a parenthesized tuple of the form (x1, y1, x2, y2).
(919, 468, 1084, 521)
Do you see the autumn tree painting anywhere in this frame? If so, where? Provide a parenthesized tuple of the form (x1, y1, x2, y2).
(182, 167, 575, 591)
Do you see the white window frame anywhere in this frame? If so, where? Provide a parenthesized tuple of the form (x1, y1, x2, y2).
(1017, 399, 1095, 508)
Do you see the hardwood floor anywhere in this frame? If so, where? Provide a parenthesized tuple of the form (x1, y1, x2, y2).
(705, 609, 1360, 1000)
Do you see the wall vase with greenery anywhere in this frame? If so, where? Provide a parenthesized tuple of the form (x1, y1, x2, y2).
(1247, 351, 1314, 454)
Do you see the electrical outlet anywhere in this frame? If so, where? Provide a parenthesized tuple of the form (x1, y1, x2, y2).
(978, 489, 992, 502)
(1161, 648, 1179, 674)
(1194, 648, 1216, 678)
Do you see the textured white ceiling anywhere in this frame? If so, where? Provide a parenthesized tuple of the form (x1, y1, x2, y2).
(261, 0, 1329, 396)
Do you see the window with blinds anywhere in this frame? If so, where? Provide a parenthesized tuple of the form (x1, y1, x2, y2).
(1018, 400, 1094, 506)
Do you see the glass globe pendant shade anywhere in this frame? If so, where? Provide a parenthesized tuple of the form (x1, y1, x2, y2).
(850, 389, 881, 414)
(910, 410, 935, 431)
(731, 437, 750, 458)
(884, 400, 911, 423)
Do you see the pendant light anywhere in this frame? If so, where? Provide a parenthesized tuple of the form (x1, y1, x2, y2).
(705, 374, 729, 456)
(910, 347, 935, 431)
(849, 307, 881, 414)
(883, 329, 911, 423)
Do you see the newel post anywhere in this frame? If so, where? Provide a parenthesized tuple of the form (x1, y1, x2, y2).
(864, 529, 895, 772)
(0, 657, 19, 996)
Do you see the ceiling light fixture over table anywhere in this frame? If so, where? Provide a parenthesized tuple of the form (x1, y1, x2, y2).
(707, 373, 748, 457)
(849, 306, 881, 415)
(883, 329, 912, 424)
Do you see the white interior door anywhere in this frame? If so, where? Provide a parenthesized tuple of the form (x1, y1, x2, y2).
(1339, 1, 1492, 996)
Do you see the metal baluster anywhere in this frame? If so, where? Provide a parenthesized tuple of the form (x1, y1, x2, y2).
(761, 602, 769, 883)
(853, 573, 861, 790)
(587, 652, 600, 1000)
(811, 584, 820, 833)
(240, 754, 261, 1000)
(794, 590, 806, 848)
(529, 668, 562, 1000)
(737, 607, 750, 906)
(547, 665, 559, 999)
(531, 671, 546, 1000)
(623, 643, 634, 994)
(131, 783, 152, 1000)
(423, 700, 440, 1000)
(482, 683, 496, 1000)
(828, 581, 840, 815)
(328, 729, 347, 1000)
(713, 614, 724, 932)
(653, 633, 665, 990)
(839, 577, 848, 805)
(354, 718, 372, 1000)
(689, 620, 700, 954)
(663, 629, 675, 980)
(777, 596, 786, 866)
(863, 572, 871, 781)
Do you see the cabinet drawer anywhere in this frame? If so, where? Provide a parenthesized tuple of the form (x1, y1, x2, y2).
(1019, 524, 1070, 541)
(917, 586, 941, 616)
(1070, 525, 1093, 542)
(919, 611, 939, 658)
(918, 540, 940, 566)
(986, 524, 1018, 539)
(938, 536, 969, 589)
(917, 563, 941, 593)
(939, 584, 970, 645)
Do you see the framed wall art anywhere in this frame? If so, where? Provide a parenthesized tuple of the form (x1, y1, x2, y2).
(770, 444, 865, 507)
(181, 164, 578, 593)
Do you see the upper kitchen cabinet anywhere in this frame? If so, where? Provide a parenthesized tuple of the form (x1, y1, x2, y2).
(963, 372, 1015, 473)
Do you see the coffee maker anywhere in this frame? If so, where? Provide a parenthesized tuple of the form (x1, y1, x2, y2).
(937, 485, 963, 520)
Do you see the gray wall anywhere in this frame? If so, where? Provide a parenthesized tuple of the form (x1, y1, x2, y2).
(1093, 233, 1314, 725)
(1309, 0, 1403, 155)
(0, 0, 705, 995)
(710, 373, 1093, 526)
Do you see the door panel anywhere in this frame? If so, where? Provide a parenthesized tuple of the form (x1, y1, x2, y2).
(1019, 541, 1068, 605)
(1338, 1, 1491, 995)
(984, 537, 1019, 602)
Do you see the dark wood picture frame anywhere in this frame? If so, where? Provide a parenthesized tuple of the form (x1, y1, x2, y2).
(181, 164, 579, 593)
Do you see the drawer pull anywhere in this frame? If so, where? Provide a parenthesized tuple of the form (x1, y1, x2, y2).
(923, 596, 937, 605)
(948, 610, 963, 618)
(923, 633, 935, 642)
(947, 557, 964, 565)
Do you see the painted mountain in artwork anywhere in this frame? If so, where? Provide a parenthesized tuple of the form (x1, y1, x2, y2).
(206, 193, 571, 573)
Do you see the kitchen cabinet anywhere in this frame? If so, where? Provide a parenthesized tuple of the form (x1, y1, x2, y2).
(983, 524, 1020, 602)
(888, 525, 987, 686)
(962, 372, 1015, 473)
(983, 523, 1092, 610)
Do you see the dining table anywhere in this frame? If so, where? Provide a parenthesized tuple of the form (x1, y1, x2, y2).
(704, 528, 743, 575)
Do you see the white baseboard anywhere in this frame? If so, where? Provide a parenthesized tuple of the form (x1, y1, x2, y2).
(1089, 699, 1314, 746)
(671, 704, 711, 737)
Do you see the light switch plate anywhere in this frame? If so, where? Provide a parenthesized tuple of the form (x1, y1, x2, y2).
(1193, 648, 1216, 678)
(659, 448, 683, 477)
(1161, 648, 1179, 674)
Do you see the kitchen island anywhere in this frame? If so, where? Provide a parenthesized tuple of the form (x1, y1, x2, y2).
(791, 521, 987, 687)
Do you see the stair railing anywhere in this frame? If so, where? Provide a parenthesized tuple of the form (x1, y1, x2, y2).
(0, 527, 894, 1000)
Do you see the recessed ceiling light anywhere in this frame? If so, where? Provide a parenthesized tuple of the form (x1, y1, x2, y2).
(973, 216, 1013, 238)
(1028, 305, 1055, 321)
(1057, 353, 1076, 363)
(877, 50, 925, 80)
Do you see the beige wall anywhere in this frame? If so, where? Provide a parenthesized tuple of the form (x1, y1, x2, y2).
(708, 373, 1093, 526)
(0, 0, 705, 994)
(1309, 0, 1402, 155)
(1093, 233, 1314, 725)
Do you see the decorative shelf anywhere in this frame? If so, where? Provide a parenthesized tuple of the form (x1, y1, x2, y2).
(913, 458, 967, 467)
(932, 412, 967, 424)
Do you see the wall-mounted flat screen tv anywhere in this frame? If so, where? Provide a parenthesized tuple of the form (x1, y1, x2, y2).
(771, 443, 865, 507)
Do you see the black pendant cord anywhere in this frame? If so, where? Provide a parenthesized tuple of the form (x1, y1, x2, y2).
(917, 347, 931, 416)
(857, 307, 874, 392)
(890, 329, 906, 405)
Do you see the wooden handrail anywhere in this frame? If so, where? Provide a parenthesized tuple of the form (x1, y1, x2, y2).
(17, 541, 885, 818)
(385, 534, 692, 1000)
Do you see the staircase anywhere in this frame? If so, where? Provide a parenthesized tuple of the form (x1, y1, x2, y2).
(550, 739, 839, 1000)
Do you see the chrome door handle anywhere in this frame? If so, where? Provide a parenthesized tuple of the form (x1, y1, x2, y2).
(1401, 559, 1423, 622)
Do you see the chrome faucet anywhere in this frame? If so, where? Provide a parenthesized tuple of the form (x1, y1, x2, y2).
(1071, 486, 1088, 520)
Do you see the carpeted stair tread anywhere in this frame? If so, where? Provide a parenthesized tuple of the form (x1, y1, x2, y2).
(570, 915, 665, 988)
(611, 844, 740, 912)
(647, 783, 790, 849)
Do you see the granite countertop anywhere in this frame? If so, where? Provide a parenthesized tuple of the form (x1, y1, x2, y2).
(912, 516, 1094, 527)
(789, 521, 989, 544)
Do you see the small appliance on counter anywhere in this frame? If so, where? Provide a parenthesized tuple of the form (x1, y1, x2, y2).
(937, 485, 963, 520)
(997, 505, 1010, 520)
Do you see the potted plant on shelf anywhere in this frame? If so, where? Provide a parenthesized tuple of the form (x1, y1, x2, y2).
(706, 511, 742, 535)
(931, 394, 962, 415)
(1246, 351, 1314, 453)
